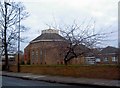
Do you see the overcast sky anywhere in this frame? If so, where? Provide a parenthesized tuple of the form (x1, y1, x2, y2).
(10, 0, 119, 51)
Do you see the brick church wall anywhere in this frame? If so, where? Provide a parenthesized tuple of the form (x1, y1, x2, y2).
(24, 41, 68, 65)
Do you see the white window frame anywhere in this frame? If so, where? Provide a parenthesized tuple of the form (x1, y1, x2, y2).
(104, 57, 108, 62)
(112, 57, 117, 62)
(96, 58, 101, 62)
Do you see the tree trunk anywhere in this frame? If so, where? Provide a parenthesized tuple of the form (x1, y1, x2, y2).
(64, 59, 67, 65)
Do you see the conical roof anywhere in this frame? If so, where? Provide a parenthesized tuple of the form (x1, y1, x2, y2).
(31, 29, 67, 43)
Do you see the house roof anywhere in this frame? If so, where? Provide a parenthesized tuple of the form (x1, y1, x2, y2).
(31, 33, 67, 43)
(101, 46, 118, 54)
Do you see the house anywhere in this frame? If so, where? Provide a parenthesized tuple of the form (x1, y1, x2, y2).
(84, 51, 98, 65)
(24, 29, 69, 65)
(15, 51, 24, 65)
(1, 53, 16, 65)
(96, 46, 118, 64)
(82, 46, 119, 65)
(66, 44, 90, 65)
(0, 37, 17, 68)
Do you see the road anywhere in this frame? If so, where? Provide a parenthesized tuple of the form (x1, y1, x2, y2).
(2, 76, 68, 86)
(2, 76, 94, 88)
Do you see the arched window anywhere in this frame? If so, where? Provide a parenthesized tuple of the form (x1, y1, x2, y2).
(36, 51, 38, 62)
(40, 49, 42, 64)
(31, 50, 34, 64)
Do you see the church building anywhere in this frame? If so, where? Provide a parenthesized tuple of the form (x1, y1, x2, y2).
(24, 29, 68, 65)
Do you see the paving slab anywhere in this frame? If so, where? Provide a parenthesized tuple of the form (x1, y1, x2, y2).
(2, 71, 120, 87)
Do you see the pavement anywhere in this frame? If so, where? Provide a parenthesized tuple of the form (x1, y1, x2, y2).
(1, 71, 120, 87)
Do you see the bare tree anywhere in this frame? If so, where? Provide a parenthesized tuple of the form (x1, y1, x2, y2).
(0, 1, 29, 70)
(51, 19, 115, 65)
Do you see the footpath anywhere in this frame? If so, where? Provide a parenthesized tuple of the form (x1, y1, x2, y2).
(1, 71, 120, 87)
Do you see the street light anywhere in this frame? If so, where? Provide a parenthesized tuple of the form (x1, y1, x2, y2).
(4, 2, 20, 72)
(4, 2, 11, 71)
(118, 2, 120, 64)
(17, 8, 20, 72)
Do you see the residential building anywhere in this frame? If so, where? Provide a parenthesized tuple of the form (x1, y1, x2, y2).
(97, 46, 118, 64)
(15, 51, 24, 65)
(83, 46, 119, 65)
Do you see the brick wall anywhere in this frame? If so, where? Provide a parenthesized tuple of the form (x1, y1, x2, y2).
(9, 65, 120, 80)
(24, 41, 71, 65)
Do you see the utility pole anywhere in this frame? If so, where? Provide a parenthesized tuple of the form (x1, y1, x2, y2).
(17, 8, 20, 72)
(4, 2, 8, 71)
(118, 1, 120, 64)
(4, 2, 11, 71)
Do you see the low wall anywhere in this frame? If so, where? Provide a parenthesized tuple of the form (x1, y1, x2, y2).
(9, 65, 120, 80)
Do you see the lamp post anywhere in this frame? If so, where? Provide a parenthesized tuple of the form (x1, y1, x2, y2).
(4, 2, 11, 71)
(4, 2, 20, 72)
(17, 8, 20, 72)
(118, 2, 120, 64)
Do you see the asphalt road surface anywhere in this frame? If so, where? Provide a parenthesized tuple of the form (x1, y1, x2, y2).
(2, 76, 94, 88)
